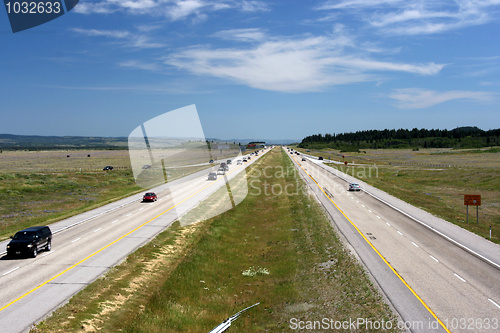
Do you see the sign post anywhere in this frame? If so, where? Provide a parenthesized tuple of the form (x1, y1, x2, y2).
(464, 195, 481, 224)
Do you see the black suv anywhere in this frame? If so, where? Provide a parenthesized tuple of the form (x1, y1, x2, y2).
(6, 226, 52, 258)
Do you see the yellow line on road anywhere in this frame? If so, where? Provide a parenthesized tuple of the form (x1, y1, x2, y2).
(291, 154, 451, 333)
(0, 162, 246, 312)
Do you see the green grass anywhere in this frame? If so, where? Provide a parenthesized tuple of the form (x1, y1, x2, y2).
(33, 148, 400, 332)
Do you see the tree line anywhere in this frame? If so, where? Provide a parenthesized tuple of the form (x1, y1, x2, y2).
(298, 127, 500, 151)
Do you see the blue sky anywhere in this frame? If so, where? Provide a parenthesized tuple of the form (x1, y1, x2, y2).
(1, 0, 499, 141)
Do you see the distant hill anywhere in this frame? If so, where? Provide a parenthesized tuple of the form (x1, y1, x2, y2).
(0, 134, 129, 150)
(298, 127, 500, 151)
(0, 134, 293, 150)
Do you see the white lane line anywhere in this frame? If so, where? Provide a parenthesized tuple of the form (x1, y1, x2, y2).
(397, 231, 403, 236)
(42, 251, 54, 257)
(430, 255, 439, 263)
(377, 216, 381, 219)
(71, 238, 81, 243)
(112, 219, 119, 224)
(2, 267, 20, 276)
(93, 228, 102, 233)
(488, 299, 500, 309)
(386, 222, 391, 226)
(412, 242, 419, 248)
(368, 209, 372, 213)
(126, 213, 132, 217)
(138, 207, 144, 211)
(361, 204, 365, 208)
(454, 273, 466, 282)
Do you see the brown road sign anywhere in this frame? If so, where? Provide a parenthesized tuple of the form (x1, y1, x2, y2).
(464, 195, 481, 206)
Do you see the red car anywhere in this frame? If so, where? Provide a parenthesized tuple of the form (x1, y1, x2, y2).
(143, 192, 157, 202)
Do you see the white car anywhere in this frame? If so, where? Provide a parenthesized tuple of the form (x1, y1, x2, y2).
(348, 183, 361, 191)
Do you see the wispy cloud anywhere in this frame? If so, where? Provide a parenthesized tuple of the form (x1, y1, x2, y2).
(389, 88, 496, 108)
(72, 28, 166, 49)
(119, 60, 162, 71)
(165, 29, 443, 92)
(317, 0, 500, 35)
(74, 0, 269, 21)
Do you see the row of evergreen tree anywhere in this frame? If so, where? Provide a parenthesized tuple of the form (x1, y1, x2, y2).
(298, 127, 500, 151)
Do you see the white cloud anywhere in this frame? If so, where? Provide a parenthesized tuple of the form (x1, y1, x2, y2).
(165, 33, 443, 92)
(119, 60, 162, 71)
(72, 28, 165, 49)
(389, 88, 496, 109)
(74, 0, 268, 20)
(71, 28, 131, 39)
(317, 0, 500, 35)
(212, 28, 267, 42)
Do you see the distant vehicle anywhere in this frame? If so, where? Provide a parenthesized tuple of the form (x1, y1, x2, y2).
(142, 164, 151, 169)
(220, 162, 229, 171)
(209, 159, 214, 164)
(143, 192, 158, 202)
(302, 158, 306, 161)
(242, 158, 247, 162)
(103, 166, 114, 170)
(247, 156, 251, 160)
(348, 183, 361, 191)
(236, 160, 242, 165)
(296, 152, 300, 155)
(227, 159, 232, 164)
(217, 168, 225, 175)
(7, 226, 52, 258)
(318, 156, 323, 160)
(208, 172, 217, 180)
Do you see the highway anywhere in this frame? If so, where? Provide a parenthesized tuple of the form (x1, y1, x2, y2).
(0, 149, 268, 333)
(286, 148, 499, 333)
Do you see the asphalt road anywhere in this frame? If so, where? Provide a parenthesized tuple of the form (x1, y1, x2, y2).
(0, 149, 268, 333)
(286, 149, 499, 333)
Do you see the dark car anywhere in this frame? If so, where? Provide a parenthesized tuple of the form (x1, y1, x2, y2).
(209, 159, 214, 164)
(142, 164, 151, 169)
(208, 172, 217, 180)
(302, 158, 306, 161)
(227, 159, 232, 165)
(7, 226, 52, 258)
(143, 192, 158, 202)
(220, 162, 229, 171)
(103, 166, 114, 170)
(318, 156, 324, 160)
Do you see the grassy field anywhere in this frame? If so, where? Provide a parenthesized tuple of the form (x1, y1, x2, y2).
(32, 148, 400, 332)
(295, 147, 500, 244)
(0, 150, 207, 241)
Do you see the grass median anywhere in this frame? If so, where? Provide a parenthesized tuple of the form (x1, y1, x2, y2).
(33, 148, 399, 332)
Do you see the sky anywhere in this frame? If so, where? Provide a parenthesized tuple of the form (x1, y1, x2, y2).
(1, 0, 500, 141)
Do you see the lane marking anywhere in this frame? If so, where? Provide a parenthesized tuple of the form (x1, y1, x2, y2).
(2, 267, 19, 276)
(368, 210, 372, 213)
(41, 251, 54, 257)
(412, 242, 419, 248)
(397, 231, 403, 236)
(112, 219, 119, 224)
(138, 208, 144, 211)
(309, 158, 500, 270)
(126, 213, 132, 217)
(0, 152, 259, 313)
(377, 215, 381, 219)
(488, 299, 500, 309)
(71, 238, 81, 243)
(454, 273, 466, 283)
(430, 255, 439, 263)
(93, 228, 102, 233)
(386, 222, 391, 227)
(288, 152, 451, 333)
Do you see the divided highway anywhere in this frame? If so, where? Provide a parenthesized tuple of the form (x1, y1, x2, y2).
(0, 150, 267, 333)
(287, 148, 499, 333)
